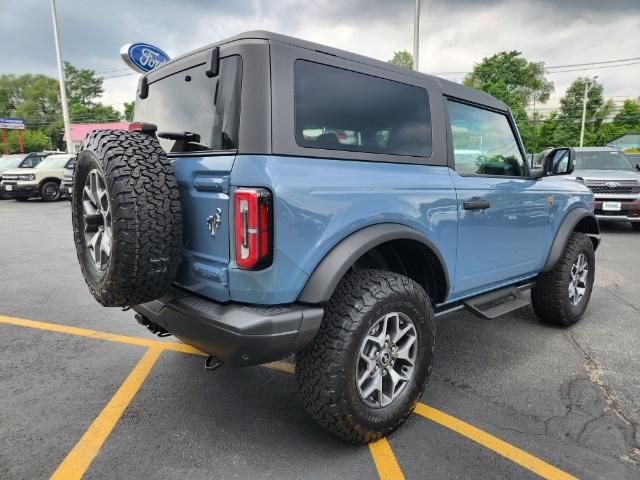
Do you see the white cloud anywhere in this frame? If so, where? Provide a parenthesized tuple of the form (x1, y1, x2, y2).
(1, 0, 639, 113)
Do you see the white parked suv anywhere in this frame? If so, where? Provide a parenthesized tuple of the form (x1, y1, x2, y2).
(0, 153, 76, 201)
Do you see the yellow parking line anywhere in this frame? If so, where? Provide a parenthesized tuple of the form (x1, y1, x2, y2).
(0, 314, 202, 355)
(369, 438, 405, 480)
(1, 313, 575, 480)
(263, 360, 295, 374)
(50, 347, 163, 480)
(414, 403, 577, 480)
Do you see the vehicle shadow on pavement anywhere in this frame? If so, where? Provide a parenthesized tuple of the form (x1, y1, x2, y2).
(84, 351, 377, 479)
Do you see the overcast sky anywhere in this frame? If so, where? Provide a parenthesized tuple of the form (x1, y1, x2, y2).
(2, 0, 639, 114)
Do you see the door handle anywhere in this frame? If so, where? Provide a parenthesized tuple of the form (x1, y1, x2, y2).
(463, 199, 491, 210)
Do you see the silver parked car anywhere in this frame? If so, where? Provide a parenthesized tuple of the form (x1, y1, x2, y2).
(568, 147, 640, 230)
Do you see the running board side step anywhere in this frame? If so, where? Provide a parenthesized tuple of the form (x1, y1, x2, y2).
(462, 283, 534, 319)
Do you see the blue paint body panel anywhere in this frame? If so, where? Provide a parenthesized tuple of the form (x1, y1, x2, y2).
(171, 155, 235, 302)
(171, 153, 594, 307)
(229, 155, 458, 304)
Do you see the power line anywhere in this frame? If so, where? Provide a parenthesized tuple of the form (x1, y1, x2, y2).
(546, 61, 640, 74)
(432, 56, 640, 78)
(95, 67, 131, 75)
(102, 72, 138, 80)
(545, 57, 640, 69)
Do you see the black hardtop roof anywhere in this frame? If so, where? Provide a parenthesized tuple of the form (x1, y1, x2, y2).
(157, 30, 508, 112)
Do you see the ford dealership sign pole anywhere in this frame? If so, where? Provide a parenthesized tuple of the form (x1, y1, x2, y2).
(50, 0, 73, 153)
(120, 43, 170, 74)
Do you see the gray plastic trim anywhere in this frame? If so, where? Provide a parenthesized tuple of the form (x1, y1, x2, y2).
(133, 288, 324, 366)
(297, 223, 450, 304)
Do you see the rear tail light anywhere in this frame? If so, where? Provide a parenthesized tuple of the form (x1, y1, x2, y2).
(128, 122, 157, 134)
(234, 188, 272, 269)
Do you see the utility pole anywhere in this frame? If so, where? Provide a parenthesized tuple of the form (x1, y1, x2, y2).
(50, 0, 73, 153)
(413, 0, 420, 71)
(579, 76, 598, 148)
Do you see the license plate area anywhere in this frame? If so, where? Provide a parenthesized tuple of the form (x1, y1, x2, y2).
(602, 201, 622, 211)
(5, 185, 13, 191)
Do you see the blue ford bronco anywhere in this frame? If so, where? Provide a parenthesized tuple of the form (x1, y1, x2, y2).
(72, 31, 600, 443)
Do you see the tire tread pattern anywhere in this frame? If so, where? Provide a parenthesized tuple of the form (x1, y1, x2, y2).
(531, 232, 595, 326)
(296, 269, 435, 444)
(72, 129, 182, 306)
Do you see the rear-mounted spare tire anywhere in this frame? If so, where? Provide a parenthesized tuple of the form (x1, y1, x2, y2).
(72, 129, 182, 307)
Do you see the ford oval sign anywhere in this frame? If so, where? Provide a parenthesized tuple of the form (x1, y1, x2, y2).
(120, 43, 170, 74)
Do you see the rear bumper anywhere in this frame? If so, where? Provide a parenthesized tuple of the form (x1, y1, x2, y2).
(133, 288, 324, 366)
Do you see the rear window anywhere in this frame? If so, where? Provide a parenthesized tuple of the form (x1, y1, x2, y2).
(294, 60, 431, 157)
(135, 55, 242, 153)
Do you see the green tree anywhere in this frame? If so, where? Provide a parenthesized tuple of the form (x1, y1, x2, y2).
(9, 74, 60, 129)
(613, 99, 640, 128)
(463, 51, 554, 120)
(123, 101, 135, 122)
(463, 51, 553, 152)
(64, 62, 104, 107)
(4, 129, 50, 153)
(550, 77, 611, 147)
(389, 50, 414, 70)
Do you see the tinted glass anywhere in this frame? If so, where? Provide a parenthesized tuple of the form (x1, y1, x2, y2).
(448, 100, 525, 177)
(136, 55, 242, 153)
(574, 150, 634, 170)
(22, 155, 44, 168)
(294, 61, 431, 157)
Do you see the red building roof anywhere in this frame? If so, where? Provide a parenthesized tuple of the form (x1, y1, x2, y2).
(63, 122, 129, 142)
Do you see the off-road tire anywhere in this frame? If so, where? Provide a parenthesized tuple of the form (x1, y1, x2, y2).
(631, 222, 640, 232)
(72, 129, 182, 307)
(40, 180, 60, 201)
(296, 269, 435, 444)
(531, 232, 595, 326)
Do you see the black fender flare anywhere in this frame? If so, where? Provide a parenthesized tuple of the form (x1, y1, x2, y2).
(542, 208, 600, 272)
(297, 223, 450, 304)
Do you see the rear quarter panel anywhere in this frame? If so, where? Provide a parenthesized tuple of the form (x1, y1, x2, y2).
(228, 155, 458, 304)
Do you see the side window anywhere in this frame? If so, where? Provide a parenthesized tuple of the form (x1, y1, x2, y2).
(22, 156, 42, 167)
(294, 60, 432, 157)
(448, 100, 525, 177)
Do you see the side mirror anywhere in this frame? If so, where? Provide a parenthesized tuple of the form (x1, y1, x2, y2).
(636, 164, 640, 172)
(541, 147, 575, 176)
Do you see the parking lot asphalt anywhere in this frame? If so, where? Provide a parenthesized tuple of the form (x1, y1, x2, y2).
(1, 199, 639, 480)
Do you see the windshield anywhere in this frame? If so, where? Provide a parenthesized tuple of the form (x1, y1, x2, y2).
(135, 55, 242, 154)
(0, 155, 27, 170)
(36, 155, 74, 170)
(574, 150, 634, 171)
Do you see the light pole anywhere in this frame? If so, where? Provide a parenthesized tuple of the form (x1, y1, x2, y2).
(413, 0, 420, 71)
(579, 76, 598, 148)
(50, 0, 73, 153)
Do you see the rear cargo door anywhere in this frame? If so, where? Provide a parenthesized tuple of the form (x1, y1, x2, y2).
(171, 155, 235, 301)
(134, 52, 243, 302)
